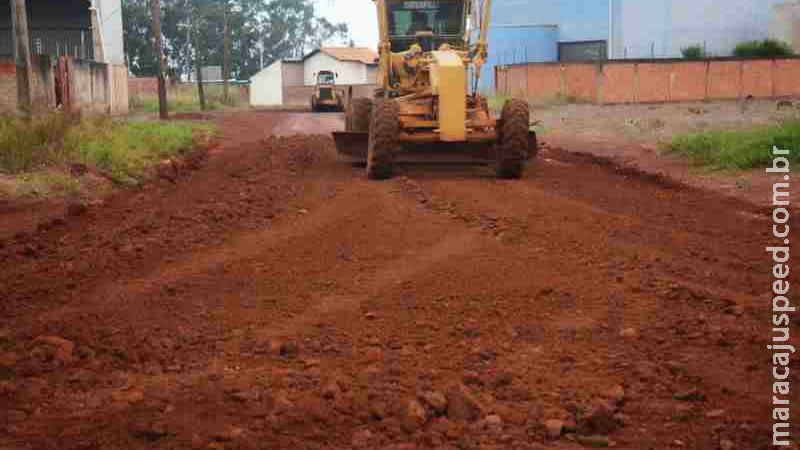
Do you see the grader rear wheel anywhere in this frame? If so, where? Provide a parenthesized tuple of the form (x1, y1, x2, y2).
(496, 98, 529, 179)
(367, 98, 399, 180)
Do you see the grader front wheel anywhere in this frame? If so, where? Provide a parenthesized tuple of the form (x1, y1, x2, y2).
(496, 99, 530, 179)
(350, 98, 373, 132)
(367, 98, 399, 180)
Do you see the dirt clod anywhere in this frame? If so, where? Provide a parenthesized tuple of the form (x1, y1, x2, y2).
(673, 388, 706, 402)
(544, 419, 564, 439)
(445, 384, 485, 422)
(129, 421, 168, 441)
(421, 391, 448, 415)
(29, 335, 75, 365)
(401, 398, 427, 431)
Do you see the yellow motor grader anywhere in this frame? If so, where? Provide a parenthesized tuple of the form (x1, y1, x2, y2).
(333, 0, 536, 179)
(311, 70, 345, 112)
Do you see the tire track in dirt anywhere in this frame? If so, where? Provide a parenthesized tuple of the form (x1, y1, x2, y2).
(388, 157, 782, 449)
(1, 112, 793, 450)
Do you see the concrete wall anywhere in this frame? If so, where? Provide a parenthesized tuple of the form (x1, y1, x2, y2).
(496, 57, 800, 103)
(250, 60, 284, 106)
(69, 58, 110, 114)
(109, 63, 128, 114)
(0, 55, 127, 114)
(282, 61, 304, 86)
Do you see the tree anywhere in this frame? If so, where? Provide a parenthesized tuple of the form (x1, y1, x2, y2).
(681, 45, 706, 60)
(733, 39, 793, 58)
(122, 0, 350, 80)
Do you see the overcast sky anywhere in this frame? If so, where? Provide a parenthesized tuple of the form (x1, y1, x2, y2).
(314, 0, 380, 49)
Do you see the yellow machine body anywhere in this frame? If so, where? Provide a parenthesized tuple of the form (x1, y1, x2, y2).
(430, 51, 466, 142)
(333, 0, 535, 169)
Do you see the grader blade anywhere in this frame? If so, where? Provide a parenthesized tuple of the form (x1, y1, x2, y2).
(333, 131, 368, 165)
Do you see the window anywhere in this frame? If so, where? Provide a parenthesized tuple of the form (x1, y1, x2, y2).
(318, 72, 335, 85)
(387, 1, 464, 38)
(558, 41, 608, 62)
(33, 38, 43, 55)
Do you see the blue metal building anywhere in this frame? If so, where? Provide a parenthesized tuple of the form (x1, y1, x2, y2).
(479, 0, 792, 91)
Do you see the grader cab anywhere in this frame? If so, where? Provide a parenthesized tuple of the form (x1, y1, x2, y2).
(333, 0, 537, 179)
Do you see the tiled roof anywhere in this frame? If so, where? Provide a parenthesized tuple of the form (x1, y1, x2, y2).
(315, 47, 379, 65)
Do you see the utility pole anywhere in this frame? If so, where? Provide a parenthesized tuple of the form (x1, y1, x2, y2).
(192, 11, 207, 111)
(10, 0, 33, 116)
(151, 0, 168, 119)
(222, 1, 232, 104)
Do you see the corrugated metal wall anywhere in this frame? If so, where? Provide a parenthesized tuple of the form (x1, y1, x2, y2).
(477, 0, 611, 91)
(616, 0, 786, 58)
(0, 0, 93, 59)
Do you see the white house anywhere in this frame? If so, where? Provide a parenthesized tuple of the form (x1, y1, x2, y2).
(302, 47, 378, 86)
(249, 47, 378, 107)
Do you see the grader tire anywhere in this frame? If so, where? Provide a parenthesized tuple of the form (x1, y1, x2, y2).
(367, 98, 399, 180)
(351, 98, 373, 132)
(496, 98, 529, 179)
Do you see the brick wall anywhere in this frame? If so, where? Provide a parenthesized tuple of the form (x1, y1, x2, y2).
(0, 55, 57, 113)
(496, 58, 800, 104)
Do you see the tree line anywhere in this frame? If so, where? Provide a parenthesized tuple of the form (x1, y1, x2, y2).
(123, 0, 349, 81)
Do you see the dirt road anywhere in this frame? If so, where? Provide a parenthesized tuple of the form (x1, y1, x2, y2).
(0, 111, 795, 450)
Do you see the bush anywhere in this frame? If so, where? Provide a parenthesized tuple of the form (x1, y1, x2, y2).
(681, 45, 706, 60)
(0, 113, 75, 173)
(665, 120, 800, 169)
(733, 39, 794, 58)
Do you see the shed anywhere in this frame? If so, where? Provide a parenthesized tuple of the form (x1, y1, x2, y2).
(249, 59, 303, 106)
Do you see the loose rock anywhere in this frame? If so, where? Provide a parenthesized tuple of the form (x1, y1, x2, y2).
(446, 384, 484, 422)
(584, 400, 618, 434)
(421, 391, 448, 415)
(402, 398, 427, 431)
(606, 385, 625, 407)
(544, 419, 563, 439)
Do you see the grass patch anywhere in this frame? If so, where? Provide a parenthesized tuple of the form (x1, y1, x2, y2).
(12, 171, 82, 198)
(0, 113, 215, 188)
(66, 118, 214, 184)
(130, 84, 240, 114)
(664, 120, 800, 169)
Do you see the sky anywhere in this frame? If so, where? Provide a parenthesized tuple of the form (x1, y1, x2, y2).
(314, 0, 380, 49)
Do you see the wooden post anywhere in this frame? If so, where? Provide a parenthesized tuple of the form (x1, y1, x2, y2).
(192, 12, 207, 111)
(10, 0, 34, 115)
(151, 0, 168, 119)
(222, 2, 231, 104)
